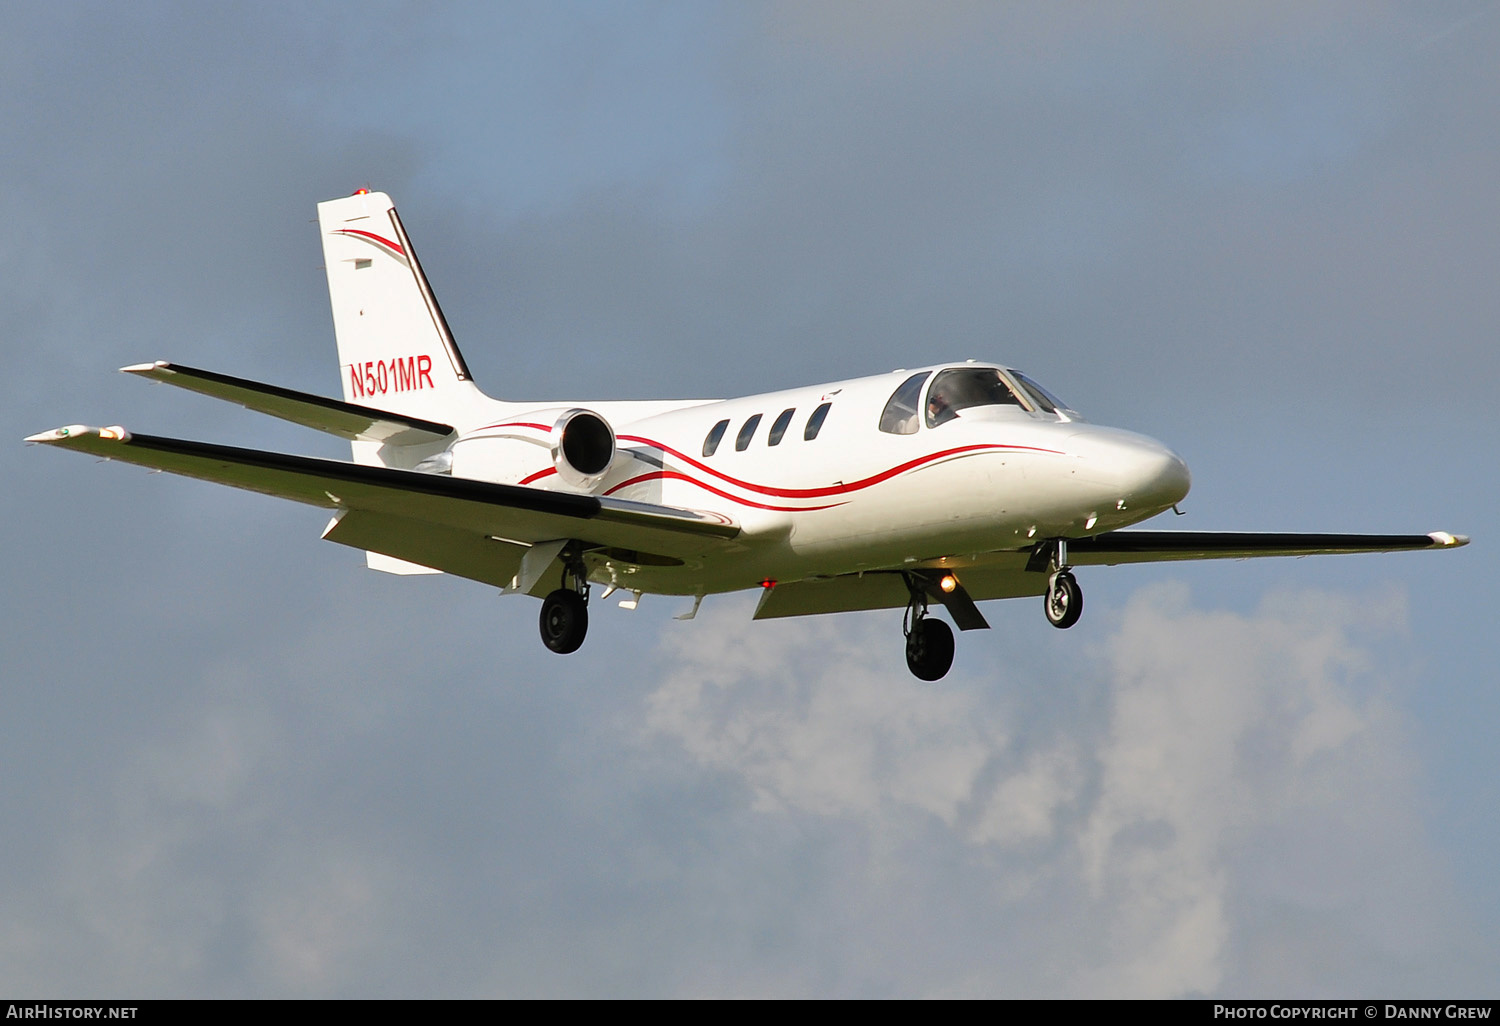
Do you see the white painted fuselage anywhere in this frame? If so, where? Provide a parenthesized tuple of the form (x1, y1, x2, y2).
(438, 364, 1192, 597)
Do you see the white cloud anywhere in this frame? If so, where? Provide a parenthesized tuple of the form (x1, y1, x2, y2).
(643, 582, 1469, 996)
(645, 602, 1004, 824)
(969, 742, 1084, 849)
(0, 578, 1477, 998)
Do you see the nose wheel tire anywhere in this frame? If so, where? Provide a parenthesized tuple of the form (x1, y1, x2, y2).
(540, 589, 589, 654)
(1043, 572, 1082, 629)
(905, 617, 955, 681)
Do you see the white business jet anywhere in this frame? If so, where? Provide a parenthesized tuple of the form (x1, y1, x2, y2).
(27, 191, 1468, 680)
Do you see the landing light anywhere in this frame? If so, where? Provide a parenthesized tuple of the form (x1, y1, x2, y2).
(939, 574, 958, 593)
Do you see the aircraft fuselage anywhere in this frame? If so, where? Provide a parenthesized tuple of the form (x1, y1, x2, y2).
(439, 364, 1192, 596)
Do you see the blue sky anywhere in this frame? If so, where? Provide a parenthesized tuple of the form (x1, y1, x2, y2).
(4, 1, 1495, 997)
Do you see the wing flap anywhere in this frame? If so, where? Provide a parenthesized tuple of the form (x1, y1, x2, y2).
(321, 509, 527, 589)
(754, 574, 909, 620)
(26, 426, 740, 557)
(1067, 530, 1469, 565)
(754, 567, 1044, 621)
(122, 362, 455, 445)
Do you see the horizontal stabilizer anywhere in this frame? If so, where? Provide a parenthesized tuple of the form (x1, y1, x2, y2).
(121, 362, 455, 445)
(25, 426, 741, 560)
(1066, 530, 1468, 565)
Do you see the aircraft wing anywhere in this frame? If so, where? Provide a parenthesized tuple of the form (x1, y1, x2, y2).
(26, 426, 741, 589)
(121, 361, 455, 445)
(1064, 530, 1468, 565)
(753, 530, 1467, 623)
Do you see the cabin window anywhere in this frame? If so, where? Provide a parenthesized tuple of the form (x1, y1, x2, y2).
(735, 413, 762, 451)
(925, 367, 1023, 428)
(768, 408, 795, 446)
(702, 419, 729, 457)
(804, 402, 832, 440)
(879, 372, 930, 434)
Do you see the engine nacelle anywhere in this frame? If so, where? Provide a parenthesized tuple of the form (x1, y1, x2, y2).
(446, 406, 619, 491)
(549, 407, 616, 490)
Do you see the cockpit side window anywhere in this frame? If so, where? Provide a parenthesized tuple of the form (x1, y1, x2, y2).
(924, 368, 1022, 428)
(879, 372, 931, 435)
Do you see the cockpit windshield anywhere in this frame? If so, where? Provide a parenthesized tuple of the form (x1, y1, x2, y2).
(924, 367, 1024, 428)
(923, 366, 1076, 427)
(1010, 371, 1069, 415)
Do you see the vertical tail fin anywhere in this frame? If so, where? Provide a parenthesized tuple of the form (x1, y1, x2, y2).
(318, 190, 497, 578)
(317, 191, 489, 427)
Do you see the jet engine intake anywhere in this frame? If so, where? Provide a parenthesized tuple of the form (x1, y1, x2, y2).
(551, 408, 616, 489)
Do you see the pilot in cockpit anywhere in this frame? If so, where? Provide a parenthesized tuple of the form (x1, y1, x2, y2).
(926, 388, 958, 428)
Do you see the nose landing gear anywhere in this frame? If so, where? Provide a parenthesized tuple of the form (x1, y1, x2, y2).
(1043, 570, 1082, 629)
(1036, 537, 1082, 629)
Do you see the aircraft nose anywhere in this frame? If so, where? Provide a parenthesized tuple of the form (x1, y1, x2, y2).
(1070, 429, 1191, 511)
(1136, 443, 1192, 508)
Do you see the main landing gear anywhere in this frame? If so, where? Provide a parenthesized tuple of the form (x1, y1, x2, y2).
(903, 576, 955, 682)
(539, 553, 590, 654)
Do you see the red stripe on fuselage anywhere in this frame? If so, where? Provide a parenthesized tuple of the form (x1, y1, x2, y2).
(474, 421, 551, 434)
(604, 472, 845, 512)
(477, 421, 1062, 505)
(615, 436, 1062, 499)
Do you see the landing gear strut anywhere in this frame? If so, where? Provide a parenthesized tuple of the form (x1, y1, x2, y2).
(539, 551, 590, 654)
(903, 575, 955, 681)
(1041, 539, 1083, 629)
